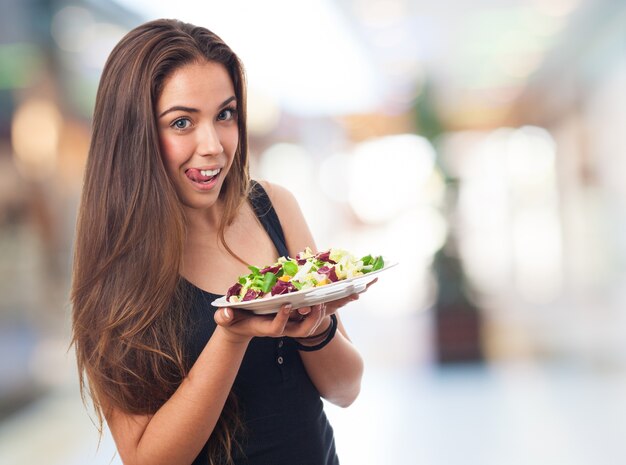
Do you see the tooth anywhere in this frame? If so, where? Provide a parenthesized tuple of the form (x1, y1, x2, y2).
(198, 168, 221, 177)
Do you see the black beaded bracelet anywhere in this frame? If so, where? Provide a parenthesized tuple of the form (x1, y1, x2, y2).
(294, 314, 338, 352)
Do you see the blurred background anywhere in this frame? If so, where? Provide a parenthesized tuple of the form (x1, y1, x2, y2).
(0, 0, 625, 464)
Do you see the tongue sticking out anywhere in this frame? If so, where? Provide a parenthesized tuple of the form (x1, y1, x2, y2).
(186, 169, 215, 183)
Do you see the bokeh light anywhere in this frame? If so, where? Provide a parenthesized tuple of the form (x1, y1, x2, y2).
(11, 99, 62, 180)
(347, 134, 438, 224)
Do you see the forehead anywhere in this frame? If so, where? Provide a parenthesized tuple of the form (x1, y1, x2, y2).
(157, 61, 235, 108)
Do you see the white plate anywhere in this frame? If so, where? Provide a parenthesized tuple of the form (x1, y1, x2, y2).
(211, 260, 398, 314)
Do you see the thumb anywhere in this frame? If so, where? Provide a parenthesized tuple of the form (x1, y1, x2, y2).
(214, 307, 235, 326)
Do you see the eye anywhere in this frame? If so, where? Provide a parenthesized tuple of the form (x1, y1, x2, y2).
(217, 107, 237, 121)
(171, 118, 191, 130)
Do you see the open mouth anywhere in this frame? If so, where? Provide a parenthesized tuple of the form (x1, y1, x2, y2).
(185, 167, 222, 185)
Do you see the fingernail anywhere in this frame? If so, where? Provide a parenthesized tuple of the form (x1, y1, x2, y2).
(283, 304, 292, 314)
(223, 308, 231, 319)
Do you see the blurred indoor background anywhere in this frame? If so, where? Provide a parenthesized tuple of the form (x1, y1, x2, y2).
(0, 0, 624, 464)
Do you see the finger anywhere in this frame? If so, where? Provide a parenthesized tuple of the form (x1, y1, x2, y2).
(364, 277, 379, 291)
(324, 295, 354, 312)
(268, 304, 292, 336)
(283, 305, 314, 334)
(336, 295, 358, 304)
(214, 307, 235, 326)
(297, 306, 312, 316)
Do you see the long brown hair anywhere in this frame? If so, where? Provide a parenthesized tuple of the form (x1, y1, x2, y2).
(71, 19, 249, 464)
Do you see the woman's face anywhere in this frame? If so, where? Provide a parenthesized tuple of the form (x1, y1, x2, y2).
(157, 60, 239, 211)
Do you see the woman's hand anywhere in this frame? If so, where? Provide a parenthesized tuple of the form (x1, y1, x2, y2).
(214, 303, 330, 342)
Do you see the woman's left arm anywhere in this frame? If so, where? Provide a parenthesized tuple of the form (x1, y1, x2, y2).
(297, 304, 365, 407)
(262, 181, 365, 408)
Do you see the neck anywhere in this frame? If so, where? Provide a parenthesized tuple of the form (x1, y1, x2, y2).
(183, 201, 224, 243)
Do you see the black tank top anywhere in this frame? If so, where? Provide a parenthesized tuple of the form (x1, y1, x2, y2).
(187, 181, 339, 465)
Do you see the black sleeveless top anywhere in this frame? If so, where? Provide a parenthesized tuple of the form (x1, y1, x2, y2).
(186, 182, 339, 465)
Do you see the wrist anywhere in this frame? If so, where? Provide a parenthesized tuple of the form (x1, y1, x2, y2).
(305, 315, 333, 339)
(214, 325, 253, 346)
(293, 314, 338, 352)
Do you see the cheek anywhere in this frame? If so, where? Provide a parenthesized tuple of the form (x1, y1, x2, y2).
(159, 135, 188, 172)
(224, 126, 239, 157)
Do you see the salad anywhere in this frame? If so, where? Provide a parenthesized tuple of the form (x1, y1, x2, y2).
(226, 247, 384, 302)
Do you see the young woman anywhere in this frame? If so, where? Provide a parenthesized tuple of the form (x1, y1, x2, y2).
(71, 19, 368, 465)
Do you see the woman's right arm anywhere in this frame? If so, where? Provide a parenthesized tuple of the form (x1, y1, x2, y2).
(105, 325, 250, 465)
(106, 303, 302, 465)
(106, 301, 330, 465)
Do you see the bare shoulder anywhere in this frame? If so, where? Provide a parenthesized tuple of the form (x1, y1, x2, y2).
(256, 180, 317, 255)
(257, 180, 299, 215)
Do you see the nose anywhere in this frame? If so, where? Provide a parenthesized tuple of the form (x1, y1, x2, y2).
(196, 123, 223, 156)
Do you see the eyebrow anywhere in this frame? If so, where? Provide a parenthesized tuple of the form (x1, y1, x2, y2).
(158, 96, 237, 118)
